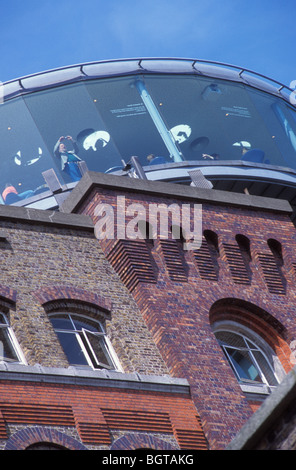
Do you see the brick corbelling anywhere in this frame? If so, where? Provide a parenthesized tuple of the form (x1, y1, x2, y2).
(76, 422, 111, 445)
(0, 380, 204, 449)
(0, 402, 75, 427)
(0, 410, 6, 439)
(106, 239, 158, 291)
(33, 285, 112, 313)
(101, 408, 172, 433)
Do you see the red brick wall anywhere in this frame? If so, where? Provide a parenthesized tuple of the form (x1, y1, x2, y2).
(0, 378, 206, 450)
(77, 185, 296, 449)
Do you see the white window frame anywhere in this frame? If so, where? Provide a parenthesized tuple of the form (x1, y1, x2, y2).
(0, 313, 26, 364)
(212, 320, 285, 391)
(50, 312, 122, 371)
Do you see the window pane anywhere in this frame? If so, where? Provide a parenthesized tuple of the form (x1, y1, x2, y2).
(56, 331, 88, 366)
(0, 314, 7, 325)
(253, 350, 278, 386)
(216, 330, 246, 348)
(51, 313, 116, 370)
(226, 347, 262, 383)
(247, 88, 296, 169)
(0, 96, 54, 205)
(144, 74, 296, 169)
(71, 315, 100, 333)
(24, 82, 123, 182)
(83, 330, 114, 369)
(86, 78, 170, 168)
(0, 328, 19, 362)
(50, 314, 73, 330)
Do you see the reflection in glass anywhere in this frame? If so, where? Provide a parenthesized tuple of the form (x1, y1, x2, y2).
(24, 82, 123, 182)
(53, 136, 82, 182)
(216, 330, 278, 386)
(143, 74, 295, 166)
(0, 96, 55, 204)
(50, 313, 116, 370)
(86, 77, 169, 169)
(225, 347, 262, 383)
(1, 71, 296, 205)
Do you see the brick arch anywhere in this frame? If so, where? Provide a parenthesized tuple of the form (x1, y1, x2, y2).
(110, 432, 178, 450)
(209, 298, 292, 373)
(4, 426, 88, 450)
(33, 285, 112, 313)
(0, 284, 17, 309)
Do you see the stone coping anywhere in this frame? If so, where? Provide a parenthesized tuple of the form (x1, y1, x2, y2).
(60, 171, 292, 215)
(0, 362, 190, 395)
(0, 204, 94, 231)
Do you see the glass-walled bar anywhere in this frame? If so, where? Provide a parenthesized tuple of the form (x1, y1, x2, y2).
(0, 58, 295, 206)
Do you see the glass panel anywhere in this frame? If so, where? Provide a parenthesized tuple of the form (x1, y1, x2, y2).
(0, 314, 7, 325)
(71, 315, 100, 333)
(24, 82, 123, 181)
(0, 327, 19, 362)
(253, 350, 278, 386)
(143, 74, 296, 168)
(83, 330, 114, 369)
(245, 338, 259, 350)
(0, 96, 55, 204)
(216, 331, 246, 348)
(246, 88, 296, 168)
(50, 314, 73, 330)
(85, 77, 170, 169)
(2, 72, 296, 207)
(225, 346, 263, 383)
(56, 331, 88, 366)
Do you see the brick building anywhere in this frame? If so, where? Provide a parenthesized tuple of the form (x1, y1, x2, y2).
(0, 58, 296, 451)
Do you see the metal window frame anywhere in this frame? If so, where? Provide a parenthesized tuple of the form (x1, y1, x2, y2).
(219, 331, 279, 386)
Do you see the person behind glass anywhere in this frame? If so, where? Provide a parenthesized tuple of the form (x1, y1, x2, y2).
(54, 136, 82, 182)
(202, 153, 219, 160)
(2, 183, 34, 204)
(146, 154, 167, 165)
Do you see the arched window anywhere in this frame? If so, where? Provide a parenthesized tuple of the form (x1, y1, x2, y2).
(213, 322, 282, 387)
(49, 313, 119, 370)
(0, 313, 24, 364)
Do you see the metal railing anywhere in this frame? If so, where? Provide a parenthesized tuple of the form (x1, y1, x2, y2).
(2, 57, 294, 104)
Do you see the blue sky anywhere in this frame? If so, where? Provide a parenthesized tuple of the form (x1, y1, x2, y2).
(0, 0, 295, 87)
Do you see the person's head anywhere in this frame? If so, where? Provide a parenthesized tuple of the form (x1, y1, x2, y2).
(241, 146, 249, 155)
(147, 154, 155, 162)
(59, 142, 67, 153)
(233, 140, 251, 155)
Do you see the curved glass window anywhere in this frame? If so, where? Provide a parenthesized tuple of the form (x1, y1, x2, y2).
(215, 329, 279, 387)
(1, 71, 296, 205)
(49, 313, 118, 370)
(143, 74, 296, 167)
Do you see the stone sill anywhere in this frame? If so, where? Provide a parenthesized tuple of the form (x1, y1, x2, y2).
(0, 361, 190, 395)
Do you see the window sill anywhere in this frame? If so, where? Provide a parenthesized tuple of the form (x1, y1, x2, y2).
(240, 382, 276, 396)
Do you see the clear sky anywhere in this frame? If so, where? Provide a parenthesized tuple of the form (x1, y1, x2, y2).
(0, 0, 295, 87)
